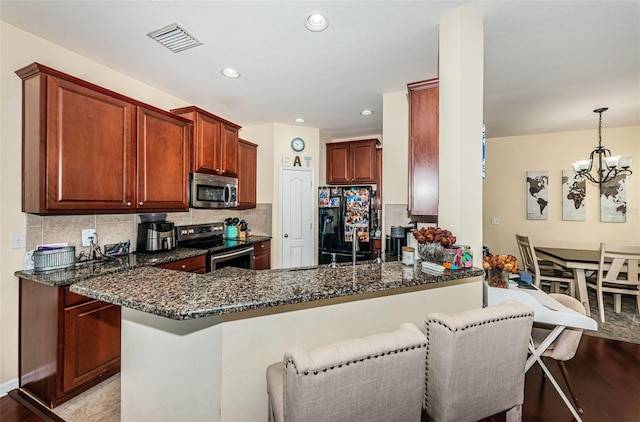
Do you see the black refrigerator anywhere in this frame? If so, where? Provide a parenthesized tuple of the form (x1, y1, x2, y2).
(318, 186, 373, 264)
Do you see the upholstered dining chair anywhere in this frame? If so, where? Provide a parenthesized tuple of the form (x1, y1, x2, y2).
(515, 234, 576, 296)
(423, 302, 534, 422)
(586, 243, 640, 323)
(265, 323, 427, 422)
(531, 293, 587, 415)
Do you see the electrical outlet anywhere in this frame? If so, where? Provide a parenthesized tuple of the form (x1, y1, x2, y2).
(82, 229, 97, 247)
(491, 218, 500, 225)
(11, 233, 26, 249)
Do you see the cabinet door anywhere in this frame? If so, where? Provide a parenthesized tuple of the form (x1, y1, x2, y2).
(62, 300, 121, 393)
(350, 140, 377, 184)
(236, 139, 257, 209)
(193, 112, 222, 174)
(46, 75, 136, 211)
(253, 240, 271, 270)
(136, 107, 190, 211)
(220, 123, 239, 176)
(408, 79, 439, 217)
(326, 143, 351, 185)
(376, 148, 383, 203)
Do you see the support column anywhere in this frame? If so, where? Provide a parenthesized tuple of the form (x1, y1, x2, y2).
(438, 7, 484, 262)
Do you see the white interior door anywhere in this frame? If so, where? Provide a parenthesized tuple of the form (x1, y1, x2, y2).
(280, 168, 314, 268)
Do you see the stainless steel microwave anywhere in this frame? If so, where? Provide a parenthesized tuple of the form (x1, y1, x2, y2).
(189, 173, 238, 209)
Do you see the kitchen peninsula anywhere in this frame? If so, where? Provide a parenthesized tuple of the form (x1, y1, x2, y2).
(68, 260, 483, 421)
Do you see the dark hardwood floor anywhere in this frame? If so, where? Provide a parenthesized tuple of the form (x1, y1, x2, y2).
(2, 335, 639, 422)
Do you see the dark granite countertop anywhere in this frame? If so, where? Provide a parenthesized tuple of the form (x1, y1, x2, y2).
(14, 247, 209, 286)
(69, 261, 484, 320)
(15, 235, 274, 287)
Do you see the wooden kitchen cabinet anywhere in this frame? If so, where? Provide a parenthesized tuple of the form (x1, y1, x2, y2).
(236, 139, 258, 209)
(171, 105, 241, 177)
(326, 139, 377, 185)
(19, 280, 120, 408)
(252, 239, 271, 270)
(136, 106, 190, 210)
(156, 254, 207, 274)
(407, 78, 439, 219)
(15, 62, 191, 214)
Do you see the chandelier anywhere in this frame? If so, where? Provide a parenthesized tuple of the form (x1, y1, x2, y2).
(571, 107, 632, 185)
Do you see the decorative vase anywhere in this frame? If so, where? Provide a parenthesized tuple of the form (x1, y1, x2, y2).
(487, 268, 509, 288)
(418, 242, 444, 263)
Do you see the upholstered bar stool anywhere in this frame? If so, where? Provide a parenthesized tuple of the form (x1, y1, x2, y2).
(423, 302, 534, 422)
(266, 323, 427, 422)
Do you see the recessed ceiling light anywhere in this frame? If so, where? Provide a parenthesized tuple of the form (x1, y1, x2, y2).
(294, 118, 306, 123)
(360, 109, 373, 116)
(305, 12, 329, 32)
(221, 68, 240, 79)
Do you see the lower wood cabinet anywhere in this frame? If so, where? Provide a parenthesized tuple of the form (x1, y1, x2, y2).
(253, 240, 271, 270)
(19, 279, 121, 408)
(156, 254, 207, 274)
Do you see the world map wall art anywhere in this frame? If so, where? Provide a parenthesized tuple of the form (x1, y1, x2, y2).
(526, 171, 548, 220)
(562, 170, 586, 221)
(600, 174, 627, 223)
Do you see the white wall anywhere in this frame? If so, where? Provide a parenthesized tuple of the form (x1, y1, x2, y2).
(241, 123, 320, 267)
(483, 125, 640, 257)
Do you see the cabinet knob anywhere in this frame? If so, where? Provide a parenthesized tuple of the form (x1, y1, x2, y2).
(139, 202, 144, 206)
(181, 264, 186, 269)
(126, 202, 131, 206)
(284, 234, 289, 238)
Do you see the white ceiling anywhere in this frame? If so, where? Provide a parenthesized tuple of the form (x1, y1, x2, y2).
(1, 1, 639, 140)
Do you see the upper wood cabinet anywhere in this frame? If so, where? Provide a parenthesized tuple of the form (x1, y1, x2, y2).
(136, 107, 190, 210)
(236, 139, 258, 209)
(171, 106, 241, 177)
(16, 63, 191, 214)
(326, 139, 377, 185)
(408, 78, 439, 218)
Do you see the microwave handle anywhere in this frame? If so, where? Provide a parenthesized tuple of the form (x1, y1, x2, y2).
(224, 184, 231, 203)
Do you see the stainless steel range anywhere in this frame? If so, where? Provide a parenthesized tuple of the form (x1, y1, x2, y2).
(175, 222, 254, 271)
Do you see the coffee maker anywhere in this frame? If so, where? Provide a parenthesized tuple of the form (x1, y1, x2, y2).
(137, 221, 176, 253)
(386, 225, 414, 258)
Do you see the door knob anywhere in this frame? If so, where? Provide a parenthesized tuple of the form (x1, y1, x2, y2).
(284, 234, 289, 238)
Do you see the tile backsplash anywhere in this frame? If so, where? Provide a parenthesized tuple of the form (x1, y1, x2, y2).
(25, 204, 272, 253)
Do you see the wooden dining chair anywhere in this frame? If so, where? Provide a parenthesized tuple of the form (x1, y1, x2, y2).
(515, 234, 576, 296)
(586, 243, 640, 323)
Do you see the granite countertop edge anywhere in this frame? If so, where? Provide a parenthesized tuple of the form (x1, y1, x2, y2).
(69, 263, 485, 321)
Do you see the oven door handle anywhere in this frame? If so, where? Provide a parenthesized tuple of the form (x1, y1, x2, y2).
(211, 247, 253, 262)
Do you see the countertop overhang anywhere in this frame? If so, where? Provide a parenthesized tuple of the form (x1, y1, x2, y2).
(69, 262, 484, 321)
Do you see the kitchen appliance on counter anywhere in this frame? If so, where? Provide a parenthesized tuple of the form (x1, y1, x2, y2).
(386, 225, 414, 258)
(176, 222, 253, 271)
(318, 186, 377, 264)
(190, 172, 238, 209)
(137, 221, 176, 253)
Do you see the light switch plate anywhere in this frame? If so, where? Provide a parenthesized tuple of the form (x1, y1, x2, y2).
(11, 233, 26, 249)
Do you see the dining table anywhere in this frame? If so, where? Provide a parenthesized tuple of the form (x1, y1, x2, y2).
(534, 247, 605, 316)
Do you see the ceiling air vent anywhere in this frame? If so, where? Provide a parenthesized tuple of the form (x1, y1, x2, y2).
(147, 23, 202, 53)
